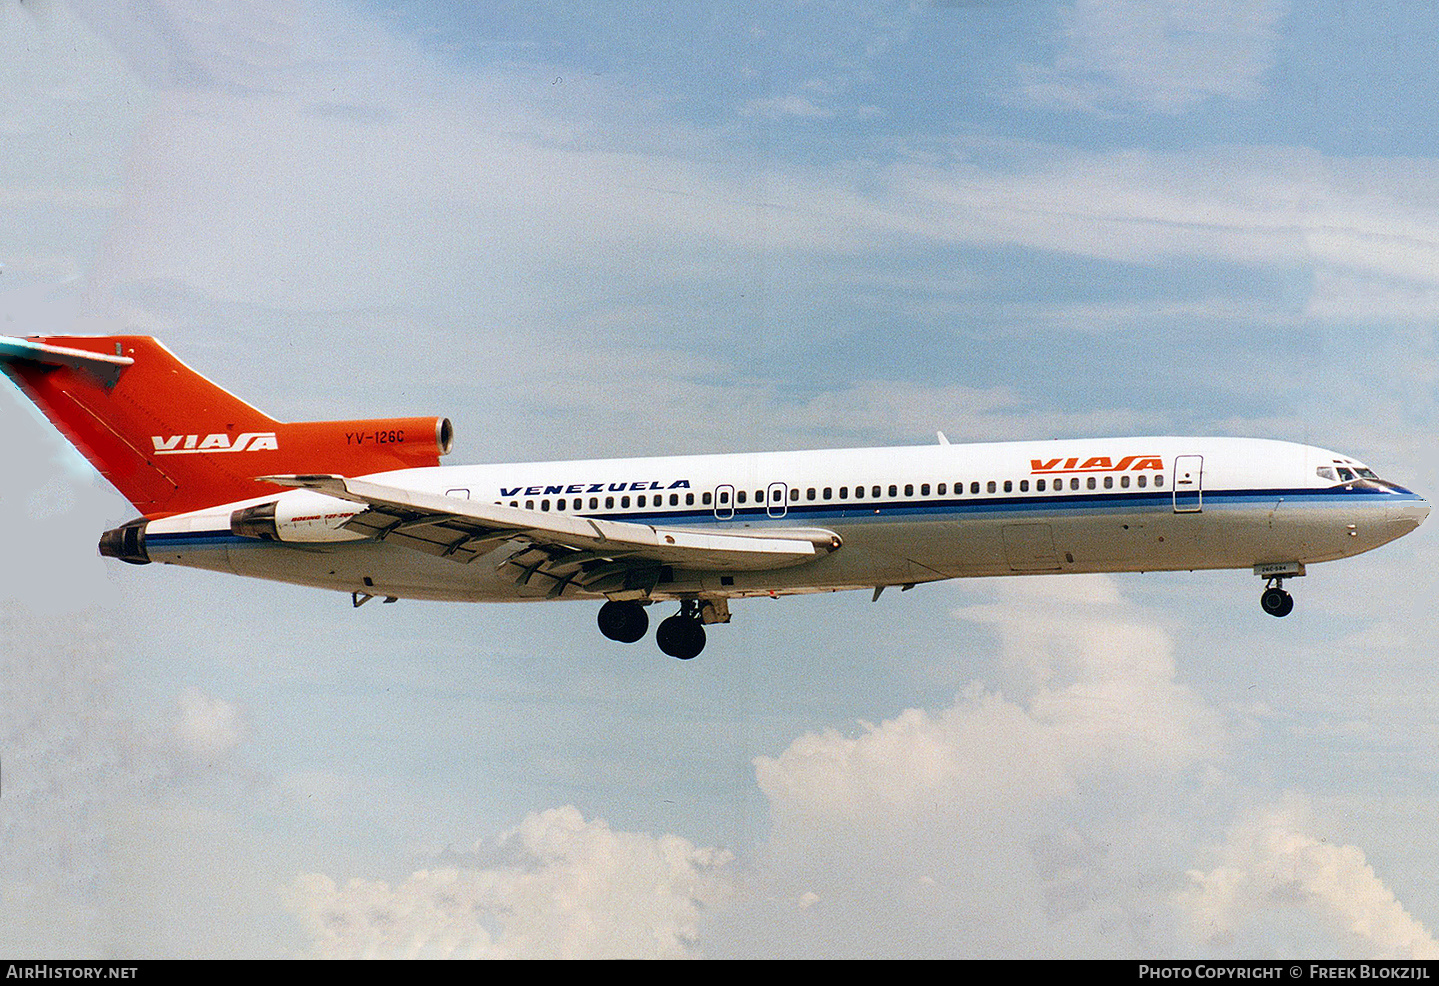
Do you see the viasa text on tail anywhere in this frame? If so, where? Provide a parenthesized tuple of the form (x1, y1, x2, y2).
(2, 334, 1428, 659)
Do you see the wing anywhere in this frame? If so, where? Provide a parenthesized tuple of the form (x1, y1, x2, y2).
(261, 474, 841, 599)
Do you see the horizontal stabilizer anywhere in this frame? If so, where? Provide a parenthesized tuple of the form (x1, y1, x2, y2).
(0, 335, 133, 388)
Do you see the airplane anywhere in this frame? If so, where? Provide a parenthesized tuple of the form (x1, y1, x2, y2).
(1, 333, 1429, 659)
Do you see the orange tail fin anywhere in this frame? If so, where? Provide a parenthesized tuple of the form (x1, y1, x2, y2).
(2, 335, 452, 516)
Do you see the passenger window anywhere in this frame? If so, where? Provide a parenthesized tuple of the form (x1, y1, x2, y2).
(889, 485, 898, 497)
(854, 486, 864, 499)
(937, 483, 946, 495)
(905, 484, 914, 497)
(807, 488, 816, 501)
(1003, 480, 1012, 493)
(1070, 478, 1079, 491)
(971, 482, 980, 494)
(622, 495, 631, 508)
(1036, 479, 1045, 492)
(606, 496, 615, 508)
(1155, 475, 1164, 488)
(1019, 480, 1029, 492)
(541, 499, 551, 511)
(686, 493, 694, 505)
(1087, 477, 1096, 490)
(823, 487, 833, 500)
(703, 492, 712, 505)
(1137, 476, 1146, 488)
(1103, 476, 1113, 489)
(921, 483, 930, 496)
(839, 486, 849, 499)
(590, 497, 599, 509)
(987, 481, 996, 493)
(526, 500, 535, 510)
(790, 488, 799, 501)
(719, 490, 730, 504)
(1120, 475, 1130, 488)
(872, 486, 881, 498)
(737, 491, 747, 504)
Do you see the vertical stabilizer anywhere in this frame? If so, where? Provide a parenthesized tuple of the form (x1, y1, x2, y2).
(2, 335, 451, 516)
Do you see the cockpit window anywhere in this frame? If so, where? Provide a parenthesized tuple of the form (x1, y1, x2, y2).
(1355, 467, 1378, 479)
(1337, 467, 1356, 481)
(1316, 466, 1337, 481)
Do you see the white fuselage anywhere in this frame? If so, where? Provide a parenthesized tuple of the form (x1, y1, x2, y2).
(137, 436, 1429, 605)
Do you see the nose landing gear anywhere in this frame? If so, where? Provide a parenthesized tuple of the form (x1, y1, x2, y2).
(1260, 579, 1294, 618)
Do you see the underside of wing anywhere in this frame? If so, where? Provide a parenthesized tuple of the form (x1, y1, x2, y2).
(261, 474, 841, 598)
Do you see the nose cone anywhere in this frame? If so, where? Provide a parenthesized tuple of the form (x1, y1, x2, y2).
(1388, 494, 1430, 534)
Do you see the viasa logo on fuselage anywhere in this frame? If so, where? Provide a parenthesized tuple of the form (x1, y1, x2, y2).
(1031, 455, 1164, 474)
(151, 433, 279, 455)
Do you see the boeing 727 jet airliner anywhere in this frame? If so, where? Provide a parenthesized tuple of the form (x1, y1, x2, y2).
(2, 334, 1428, 659)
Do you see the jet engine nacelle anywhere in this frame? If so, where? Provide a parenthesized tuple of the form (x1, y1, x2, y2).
(231, 491, 370, 543)
(281, 416, 455, 467)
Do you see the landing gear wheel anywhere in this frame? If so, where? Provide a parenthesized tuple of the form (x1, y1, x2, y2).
(656, 614, 706, 660)
(1260, 585, 1294, 618)
(598, 600, 649, 643)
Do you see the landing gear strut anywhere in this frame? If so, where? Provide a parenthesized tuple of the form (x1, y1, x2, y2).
(656, 600, 707, 660)
(1260, 579, 1294, 618)
(597, 600, 649, 643)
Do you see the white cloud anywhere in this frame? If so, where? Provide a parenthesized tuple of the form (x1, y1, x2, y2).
(1178, 799, 1439, 958)
(284, 806, 733, 959)
(735, 577, 1231, 956)
(1019, 0, 1287, 114)
(172, 686, 243, 760)
(730, 577, 1434, 957)
(743, 94, 837, 119)
(954, 576, 1228, 776)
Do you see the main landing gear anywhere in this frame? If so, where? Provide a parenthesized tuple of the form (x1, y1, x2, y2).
(597, 599, 708, 660)
(597, 599, 649, 643)
(1260, 579, 1295, 618)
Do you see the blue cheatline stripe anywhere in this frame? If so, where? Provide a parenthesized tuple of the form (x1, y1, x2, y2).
(142, 484, 1418, 551)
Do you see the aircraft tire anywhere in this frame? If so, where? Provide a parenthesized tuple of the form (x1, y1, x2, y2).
(1260, 587, 1294, 618)
(598, 600, 649, 643)
(656, 615, 706, 660)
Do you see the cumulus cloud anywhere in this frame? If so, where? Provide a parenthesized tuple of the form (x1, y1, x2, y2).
(728, 577, 1431, 958)
(1178, 800, 1439, 958)
(735, 578, 1217, 955)
(284, 806, 732, 959)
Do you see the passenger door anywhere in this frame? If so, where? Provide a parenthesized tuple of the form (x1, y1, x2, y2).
(1173, 455, 1203, 513)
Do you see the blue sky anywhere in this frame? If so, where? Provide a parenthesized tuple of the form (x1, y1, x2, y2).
(2, 0, 1437, 958)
